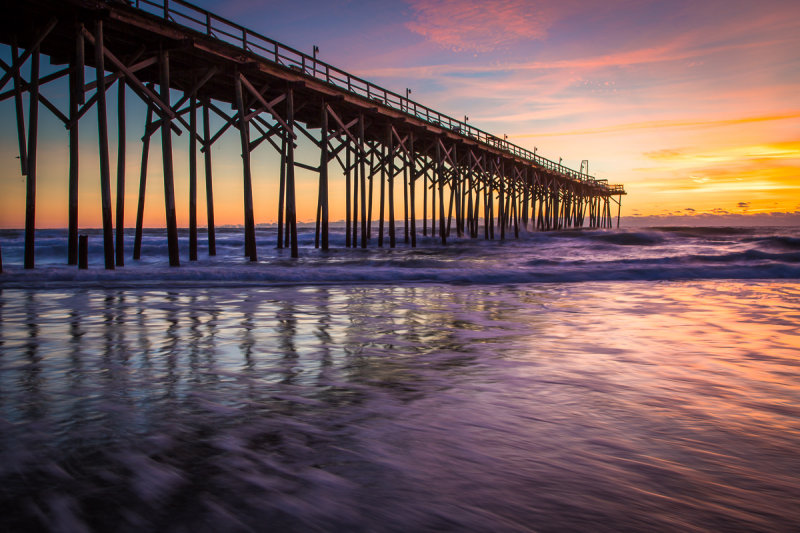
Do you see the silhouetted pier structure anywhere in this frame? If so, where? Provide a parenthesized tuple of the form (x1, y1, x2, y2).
(0, 0, 625, 271)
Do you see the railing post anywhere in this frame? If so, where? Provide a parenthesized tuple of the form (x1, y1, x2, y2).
(205, 13, 211, 35)
(163, 0, 169, 20)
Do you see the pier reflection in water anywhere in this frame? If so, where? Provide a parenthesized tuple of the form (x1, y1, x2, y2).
(0, 282, 798, 531)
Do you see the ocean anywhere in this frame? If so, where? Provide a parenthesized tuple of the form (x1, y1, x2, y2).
(1, 225, 799, 531)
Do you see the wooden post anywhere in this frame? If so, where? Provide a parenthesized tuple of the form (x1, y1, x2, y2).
(68, 31, 82, 265)
(234, 73, 257, 261)
(203, 99, 216, 255)
(352, 139, 359, 247)
(446, 167, 455, 237)
(437, 141, 446, 245)
(95, 22, 115, 270)
(286, 88, 299, 258)
(159, 48, 180, 267)
(498, 161, 505, 241)
(115, 79, 126, 266)
(345, 139, 351, 248)
(133, 102, 153, 260)
(454, 147, 462, 238)
(378, 134, 386, 247)
(422, 153, 427, 237)
(11, 38, 27, 177)
(522, 169, 529, 229)
(474, 170, 481, 238)
(484, 175, 491, 239)
(617, 195, 622, 228)
(78, 235, 88, 269)
(24, 47, 39, 269)
(403, 140, 409, 244)
(409, 132, 417, 247)
(431, 156, 436, 238)
(513, 175, 519, 238)
(319, 100, 329, 250)
(359, 113, 367, 248)
(367, 147, 374, 240)
(467, 161, 474, 237)
(277, 132, 286, 249)
(189, 94, 198, 260)
(388, 124, 396, 248)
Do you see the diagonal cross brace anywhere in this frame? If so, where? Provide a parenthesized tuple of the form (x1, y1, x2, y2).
(81, 26, 176, 122)
(238, 73, 296, 139)
(0, 18, 58, 92)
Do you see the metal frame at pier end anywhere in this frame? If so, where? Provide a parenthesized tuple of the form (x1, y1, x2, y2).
(0, 0, 625, 270)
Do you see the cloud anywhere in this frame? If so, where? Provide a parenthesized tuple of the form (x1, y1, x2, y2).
(405, 0, 558, 52)
(518, 112, 800, 138)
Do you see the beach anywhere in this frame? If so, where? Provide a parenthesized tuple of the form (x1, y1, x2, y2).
(1, 226, 799, 531)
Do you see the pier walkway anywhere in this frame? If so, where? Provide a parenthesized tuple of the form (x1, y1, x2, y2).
(0, 0, 625, 270)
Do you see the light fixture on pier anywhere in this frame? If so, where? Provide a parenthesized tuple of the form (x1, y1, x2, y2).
(313, 45, 319, 60)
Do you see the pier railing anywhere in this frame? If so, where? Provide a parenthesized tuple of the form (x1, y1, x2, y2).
(131, 0, 620, 192)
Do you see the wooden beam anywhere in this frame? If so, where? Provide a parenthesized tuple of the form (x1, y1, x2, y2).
(0, 18, 58, 92)
(238, 73, 295, 139)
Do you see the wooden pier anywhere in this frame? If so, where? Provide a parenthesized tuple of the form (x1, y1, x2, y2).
(0, 0, 626, 270)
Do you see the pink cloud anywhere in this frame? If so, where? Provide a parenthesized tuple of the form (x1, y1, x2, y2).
(405, 0, 559, 52)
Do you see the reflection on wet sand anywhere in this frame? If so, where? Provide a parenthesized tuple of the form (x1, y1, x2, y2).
(0, 282, 798, 531)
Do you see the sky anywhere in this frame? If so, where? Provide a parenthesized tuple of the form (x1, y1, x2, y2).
(1, 0, 799, 228)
